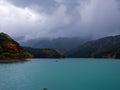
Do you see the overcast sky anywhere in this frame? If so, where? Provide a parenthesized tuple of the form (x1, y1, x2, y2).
(0, 0, 120, 40)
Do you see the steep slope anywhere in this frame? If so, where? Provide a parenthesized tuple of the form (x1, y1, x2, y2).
(68, 35, 120, 58)
(23, 47, 65, 58)
(0, 33, 33, 61)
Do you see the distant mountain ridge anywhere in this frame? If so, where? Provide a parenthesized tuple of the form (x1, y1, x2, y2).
(19, 37, 89, 53)
(3, 32, 120, 59)
(68, 35, 120, 58)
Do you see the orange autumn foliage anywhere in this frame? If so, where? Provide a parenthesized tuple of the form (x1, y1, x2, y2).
(6, 43, 19, 53)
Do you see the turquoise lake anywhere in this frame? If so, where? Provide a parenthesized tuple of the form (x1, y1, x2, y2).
(0, 58, 120, 90)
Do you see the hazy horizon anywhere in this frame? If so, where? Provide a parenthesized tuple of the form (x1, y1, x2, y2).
(0, 0, 120, 41)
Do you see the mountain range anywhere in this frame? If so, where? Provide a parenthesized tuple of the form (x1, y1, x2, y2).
(1, 32, 120, 60)
(18, 37, 90, 53)
(0, 33, 65, 62)
(67, 35, 120, 58)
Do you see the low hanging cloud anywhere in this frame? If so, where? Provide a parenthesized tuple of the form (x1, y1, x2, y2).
(0, 0, 120, 40)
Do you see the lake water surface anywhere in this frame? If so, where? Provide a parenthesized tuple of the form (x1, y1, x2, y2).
(0, 58, 120, 90)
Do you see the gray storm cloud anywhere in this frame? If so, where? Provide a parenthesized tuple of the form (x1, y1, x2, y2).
(0, 0, 120, 40)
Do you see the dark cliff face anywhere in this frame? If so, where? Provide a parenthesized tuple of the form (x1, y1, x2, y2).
(0, 33, 33, 60)
(68, 35, 120, 59)
(23, 47, 65, 58)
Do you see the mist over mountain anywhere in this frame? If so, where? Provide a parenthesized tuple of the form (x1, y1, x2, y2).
(1, 0, 120, 57)
(68, 34, 120, 58)
(0, 0, 120, 40)
(18, 37, 90, 53)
